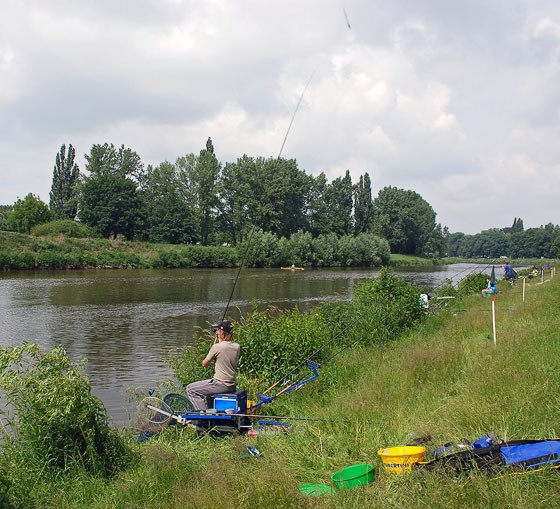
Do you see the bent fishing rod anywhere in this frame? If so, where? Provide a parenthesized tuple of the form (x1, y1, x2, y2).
(219, 73, 314, 321)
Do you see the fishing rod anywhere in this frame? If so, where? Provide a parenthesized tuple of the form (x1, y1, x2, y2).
(444, 258, 500, 290)
(220, 225, 257, 322)
(219, 74, 314, 321)
(277, 73, 314, 159)
(234, 413, 350, 424)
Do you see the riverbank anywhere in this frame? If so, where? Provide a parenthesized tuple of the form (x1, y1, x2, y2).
(0, 231, 421, 270)
(4, 268, 558, 507)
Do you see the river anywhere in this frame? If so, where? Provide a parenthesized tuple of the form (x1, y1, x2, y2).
(0, 263, 488, 426)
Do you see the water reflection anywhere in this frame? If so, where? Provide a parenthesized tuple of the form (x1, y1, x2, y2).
(0, 264, 487, 426)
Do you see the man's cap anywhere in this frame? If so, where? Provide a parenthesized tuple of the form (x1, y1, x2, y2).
(211, 320, 233, 333)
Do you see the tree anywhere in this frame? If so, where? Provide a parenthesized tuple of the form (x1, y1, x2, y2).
(372, 186, 438, 256)
(306, 173, 330, 237)
(323, 170, 353, 236)
(79, 144, 145, 239)
(511, 217, 524, 233)
(0, 205, 12, 231)
(84, 143, 144, 183)
(263, 158, 310, 238)
(49, 144, 80, 220)
(195, 138, 220, 245)
(549, 236, 560, 258)
(353, 173, 373, 235)
(6, 194, 51, 233)
(79, 173, 141, 239)
(175, 139, 221, 245)
(141, 162, 196, 244)
(216, 156, 309, 243)
(446, 232, 465, 257)
(215, 157, 254, 245)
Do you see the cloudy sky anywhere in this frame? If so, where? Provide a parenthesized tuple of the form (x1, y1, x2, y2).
(1, 0, 559, 234)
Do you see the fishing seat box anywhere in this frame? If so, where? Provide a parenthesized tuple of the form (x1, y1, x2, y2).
(207, 389, 247, 413)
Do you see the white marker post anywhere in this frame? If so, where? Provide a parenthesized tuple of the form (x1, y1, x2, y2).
(522, 276, 526, 303)
(491, 296, 496, 347)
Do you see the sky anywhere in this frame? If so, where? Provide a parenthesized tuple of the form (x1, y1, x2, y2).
(1, 0, 559, 234)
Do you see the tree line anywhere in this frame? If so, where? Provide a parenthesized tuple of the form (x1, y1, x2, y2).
(447, 218, 560, 258)
(0, 139, 446, 258)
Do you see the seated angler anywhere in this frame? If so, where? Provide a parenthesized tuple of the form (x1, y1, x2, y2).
(186, 320, 240, 411)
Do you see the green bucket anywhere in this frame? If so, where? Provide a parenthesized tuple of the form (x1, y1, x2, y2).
(331, 463, 375, 489)
(298, 483, 335, 496)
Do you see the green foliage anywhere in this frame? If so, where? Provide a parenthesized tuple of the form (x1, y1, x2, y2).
(372, 186, 440, 256)
(6, 194, 52, 234)
(458, 272, 490, 295)
(169, 268, 425, 390)
(312, 232, 339, 266)
(0, 205, 12, 231)
(0, 232, 241, 270)
(236, 230, 390, 268)
(434, 277, 458, 298)
(141, 162, 197, 244)
(0, 344, 133, 504)
(353, 173, 374, 234)
(350, 268, 426, 341)
(155, 244, 237, 269)
(84, 143, 144, 182)
(323, 170, 354, 236)
(31, 219, 97, 238)
(346, 233, 391, 266)
(235, 228, 281, 268)
(216, 156, 311, 244)
(448, 221, 560, 259)
(236, 307, 329, 384)
(287, 230, 314, 267)
(49, 144, 80, 220)
(79, 172, 142, 239)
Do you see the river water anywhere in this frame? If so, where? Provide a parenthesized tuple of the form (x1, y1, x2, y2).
(0, 263, 486, 426)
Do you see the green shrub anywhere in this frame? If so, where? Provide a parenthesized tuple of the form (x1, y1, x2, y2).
(0, 343, 133, 503)
(169, 269, 426, 392)
(458, 272, 489, 296)
(30, 220, 98, 239)
(35, 250, 70, 269)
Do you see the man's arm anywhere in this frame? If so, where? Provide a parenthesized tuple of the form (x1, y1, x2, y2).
(202, 345, 216, 367)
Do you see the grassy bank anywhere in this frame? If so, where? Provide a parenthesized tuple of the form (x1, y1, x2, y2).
(0, 231, 423, 270)
(0, 231, 238, 270)
(6, 271, 558, 507)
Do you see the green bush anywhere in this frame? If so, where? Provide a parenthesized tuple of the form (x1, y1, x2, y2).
(35, 250, 71, 269)
(31, 220, 98, 239)
(169, 269, 426, 392)
(458, 272, 489, 296)
(0, 344, 134, 505)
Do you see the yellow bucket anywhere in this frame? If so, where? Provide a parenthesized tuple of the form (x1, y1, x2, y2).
(377, 446, 426, 474)
(246, 400, 258, 414)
